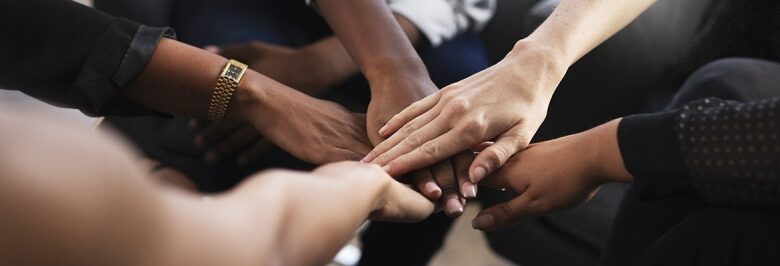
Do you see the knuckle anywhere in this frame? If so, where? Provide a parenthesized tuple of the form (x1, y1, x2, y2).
(404, 133, 426, 148)
(444, 97, 470, 115)
(399, 122, 419, 136)
(418, 140, 441, 157)
(483, 149, 507, 168)
(459, 118, 486, 138)
(497, 203, 518, 225)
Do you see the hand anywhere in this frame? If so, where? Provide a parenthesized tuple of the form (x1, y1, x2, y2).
(243, 85, 373, 165)
(214, 40, 346, 96)
(190, 119, 274, 166)
(312, 161, 436, 222)
(471, 119, 632, 231)
(367, 79, 475, 217)
(364, 41, 568, 184)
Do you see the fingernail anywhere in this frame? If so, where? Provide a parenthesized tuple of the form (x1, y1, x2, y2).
(237, 157, 248, 166)
(378, 125, 389, 136)
(204, 45, 220, 53)
(382, 164, 392, 173)
(445, 197, 464, 216)
(461, 181, 478, 198)
(361, 153, 375, 163)
(472, 213, 495, 230)
(205, 152, 218, 163)
(424, 181, 442, 198)
(471, 166, 487, 183)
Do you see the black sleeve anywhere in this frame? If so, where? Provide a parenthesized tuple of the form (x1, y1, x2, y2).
(0, 0, 175, 116)
(619, 97, 780, 210)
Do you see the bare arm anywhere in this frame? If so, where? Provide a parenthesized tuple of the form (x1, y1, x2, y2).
(0, 113, 433, 266)
(367, 0, 657, 182)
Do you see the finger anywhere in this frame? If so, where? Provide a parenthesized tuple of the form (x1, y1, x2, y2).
(194, 122, 241, 149)
(472, 193, 545, 231)
(382, 128, 476, 177)
(369, 179, 436, 223)
(204, 127, 259, 163)
(347, 140, 374, 159)
(431, 161, 464, 218)
(469, 134, 525, 184)
(368, 111, 446, 166)
(453, 152, 477, 198)
(378, 92, 441, 138)
(328, 148, 367, 164)
(236, 139, 275, 166)
(363, 107, 439, 163)
(410, 169, 441, 201)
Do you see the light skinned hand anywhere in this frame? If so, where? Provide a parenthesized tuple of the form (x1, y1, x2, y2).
(312, 161, 436, 222)
(364, 41, 568, 184)
(471, 119, 632, 231)
(368, 78, 476, 217)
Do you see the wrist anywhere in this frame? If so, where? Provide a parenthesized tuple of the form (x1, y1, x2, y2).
(225, 71, 275, 125)
(506, 40, 569, 96)
(588, 119, 633, 183)
(364, 55, 431, 92)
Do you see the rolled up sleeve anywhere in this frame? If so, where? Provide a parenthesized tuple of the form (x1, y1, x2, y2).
(0, 0, 175, 117)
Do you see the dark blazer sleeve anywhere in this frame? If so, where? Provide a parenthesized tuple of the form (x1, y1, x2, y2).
(619, 97, 780, 211)
(0, 0, 175, 116)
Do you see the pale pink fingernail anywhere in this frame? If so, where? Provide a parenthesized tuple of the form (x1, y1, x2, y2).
(378, 125, 389, 136)
(445, 197, 464, 216)
(424, 181, 442, 198)
(472, 213, 495, 230)
(461, 182, 478, 198)
(471, 166, 487, 183)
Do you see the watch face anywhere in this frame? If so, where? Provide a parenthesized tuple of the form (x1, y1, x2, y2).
(226, 65, 243, 79)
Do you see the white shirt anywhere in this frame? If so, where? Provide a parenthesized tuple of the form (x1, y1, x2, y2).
(308, 0, 496, 47)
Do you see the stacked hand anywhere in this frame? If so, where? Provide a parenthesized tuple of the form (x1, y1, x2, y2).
(368, 77, 475, 217)
(470, 119, 632, 231)
(311, 161, 436, 222)
(199, 40, 476, 217)
(364, 41, 568, 184)
(194, 41, 368, 165)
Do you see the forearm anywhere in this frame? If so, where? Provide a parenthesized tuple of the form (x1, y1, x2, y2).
(125, 38, 291, 123)
(315, 0, 430, 91)
(227, 169, 387, 265)
(520, 0, 656, 70)
(302, 14, 423, 88)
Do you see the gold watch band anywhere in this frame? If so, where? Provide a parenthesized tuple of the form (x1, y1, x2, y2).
(208, 59, 248, 121)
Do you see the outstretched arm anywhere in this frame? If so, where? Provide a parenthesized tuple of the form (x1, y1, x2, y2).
(366, 0, 657, 182)
(0, 113, 433, 266)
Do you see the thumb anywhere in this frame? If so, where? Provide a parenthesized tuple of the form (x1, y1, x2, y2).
(469, 135, 524, 183)
(471, 194, 541, 231)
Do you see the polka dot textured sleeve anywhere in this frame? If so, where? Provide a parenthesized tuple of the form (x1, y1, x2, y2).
(676, 97, 780, 210)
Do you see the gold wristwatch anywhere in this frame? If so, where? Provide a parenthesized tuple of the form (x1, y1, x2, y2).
(207, 59, 248, 121)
